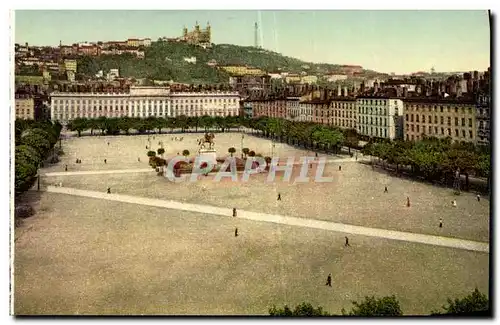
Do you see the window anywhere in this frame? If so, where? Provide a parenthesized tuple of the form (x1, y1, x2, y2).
(440, 116, 444, 125)
(411, 124, 414, 132)
(447, 117, 451, 126)
(416, 115, 419, 122)
(411, 114, 414, 122)
(429, 126, 432, 134)
(469, 130, 473, 138)
(447, 128, 451, 136)
(462, 118, 465, 126)
(455, 107, 458, 113)
(434, 127, 438, 134)
(455, 129, 459, 137)
(440, 107, 443, 113)
(416, 125, 420, 133)
(441, 128, 444, 135)
(422, 115, 425, 123)
(462, 130, 466, 138)
(435, 116, 438, 124)
(469, 118, 472, 127)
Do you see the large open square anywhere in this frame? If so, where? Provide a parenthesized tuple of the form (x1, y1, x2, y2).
(14, 132, 490, 315)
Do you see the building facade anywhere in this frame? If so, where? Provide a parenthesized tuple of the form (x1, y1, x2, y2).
(50, 87, 240, 123)
(252, 98, 287, 119)
(169, 91, 240, 117)
(286, 97, 301, 121)
(15, 95, 36, 120)
(357, 97, 404, 140)
(297, 101, 314, 122)
(403, 99, 477, 143)
(330, 98, 357, 129)
(476, 93, 490, 145)
(312, 100, 331, 125)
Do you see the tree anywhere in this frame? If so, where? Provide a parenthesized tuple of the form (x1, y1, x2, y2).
(269, 303, 330, 316)
(341, 295, 403, 316)
(182, 149, 190, 158)
(432, 288, 489, 316)
(157, 148, 165, 157)
(242, 147, 250, 158)
(147, 150, 156, 157)
(67, 117, 88, 137)
(248, 150, 256, 157)
(228, 147, 236, 157)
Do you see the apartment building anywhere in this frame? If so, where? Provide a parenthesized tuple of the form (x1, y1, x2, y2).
(297, 101, 314, 122)
(15, 94, 39, 120)
(403, 98, 477, 143)
(59, 59, 77, 74)
(50, 87, 240, 123)
(330, 98, 357, 129)
(357, 97, 404, 140)
(286, 96, 301, 121)
(312, 100, 331, 125)
(252, 98, 287, 119)
(476, 93, 490, 145)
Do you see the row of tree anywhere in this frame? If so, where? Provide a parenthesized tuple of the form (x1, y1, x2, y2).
(269, 288, 489, 316)
(361, 136, 490, 190)
(67, 115, 358, 154)
(67, 115, 245, 137)
(15, 120, 62, 195)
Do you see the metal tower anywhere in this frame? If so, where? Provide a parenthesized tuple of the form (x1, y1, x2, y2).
(254, 22, 259, 48)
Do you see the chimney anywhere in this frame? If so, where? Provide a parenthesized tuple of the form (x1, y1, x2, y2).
(337, 84, 341, 97)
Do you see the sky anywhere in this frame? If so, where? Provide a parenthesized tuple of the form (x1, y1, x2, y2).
(14, 10, 490, 74)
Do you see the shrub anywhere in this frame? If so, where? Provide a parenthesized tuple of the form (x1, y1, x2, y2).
(15, 204, 34, 219)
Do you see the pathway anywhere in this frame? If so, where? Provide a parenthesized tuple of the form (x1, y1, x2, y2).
(43, 157, 365, 177)
(44, 186, 489, 253)
(43, 168, 154, 177)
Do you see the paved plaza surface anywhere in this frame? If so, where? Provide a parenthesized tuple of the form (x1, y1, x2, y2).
(15, 132, 490, 315)
(15, 193, 488, 315)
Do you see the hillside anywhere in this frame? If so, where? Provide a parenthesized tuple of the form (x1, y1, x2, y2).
(76, 41, 356, 84)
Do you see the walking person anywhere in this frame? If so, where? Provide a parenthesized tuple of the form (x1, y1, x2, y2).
(233, 208, 237, 217)
(439, 218, 443, 228)
(107, 187, 111, 194)
(339, 165, 342, 171)
(355, 153, 358, 161)
(384, 186, 388, 193)
(277, 193, 281, 201)
(65, 165, 68, 172)
(326, 273, 332, 287)
(234, 227, 238, 237)
(452, 200, 457, 207)
(477, 194, 481, 202)
(345, 236, 350, 247)
(104, 159, 107, 164)
(406, 196, 411, 207)
(138, 157, 141, 162)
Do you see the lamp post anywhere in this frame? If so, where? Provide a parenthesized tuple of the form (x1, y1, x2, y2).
(241, 134, 244, 159)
